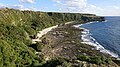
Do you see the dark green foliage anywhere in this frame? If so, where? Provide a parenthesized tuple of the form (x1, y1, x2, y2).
(77, 55, 112, 64)
(0, 39, 42, 67)
(0, 8, 105, 66)
(81, 15, 105, 22)
(29, 42, 45, 52)
(41, 58, 67, 67)
(77, 55, 90, 61)
(89, 56, 102, 64)
(42, 59, 63, 67)
(112, 59, 120, 66)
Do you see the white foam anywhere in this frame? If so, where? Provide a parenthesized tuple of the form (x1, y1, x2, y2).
(73, 22, 119, 58)
(104, 20, 108, 22)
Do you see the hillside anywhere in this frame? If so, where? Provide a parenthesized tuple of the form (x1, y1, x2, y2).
(0, 8, 119, 67)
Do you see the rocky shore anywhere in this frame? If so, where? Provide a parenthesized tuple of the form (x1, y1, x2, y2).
(1, 8, 119, 67)
(34, 21, 120, 67)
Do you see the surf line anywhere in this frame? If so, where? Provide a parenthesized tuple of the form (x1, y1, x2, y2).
(73, 21, 119, 59)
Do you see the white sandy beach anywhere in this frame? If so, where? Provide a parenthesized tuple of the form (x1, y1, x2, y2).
(32, 21, 74, 44)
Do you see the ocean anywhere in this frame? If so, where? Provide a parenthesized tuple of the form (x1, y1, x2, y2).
(79, 16, 120, 58)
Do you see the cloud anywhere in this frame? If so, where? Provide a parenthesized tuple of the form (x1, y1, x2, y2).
(59, 0, 86, 9)
(53, 0, 61, 3)
(0, 3, 37, 11)
(19, 0, 35, 3)
(113, 6, 120, 9)
(0, 4, 24, 9)
(0, 3, 7, 8)
(53, 0, 120, 16)
(11, 5, 37, 11)
(86, 5, 120, 16)
(84, 4, 103, 14)
(100, 6, 120, 16)
(53, 0, 87, 12)
(10, 5, 24, 9)
(53, 0, 102, 14)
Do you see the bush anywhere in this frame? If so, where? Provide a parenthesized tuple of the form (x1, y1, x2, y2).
(77, 55, 90, 61)
(41, 57, 68, 67)
(0, 8, 105, 66)
(77, 55, 112, 65)
(89, 56, 102, 64)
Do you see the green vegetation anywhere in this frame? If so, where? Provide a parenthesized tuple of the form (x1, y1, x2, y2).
(0, 8, 108, 67)
(41, 58, 69, 67)
(77, 55, 112, 64)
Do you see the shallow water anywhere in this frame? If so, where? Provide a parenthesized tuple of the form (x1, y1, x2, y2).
(80, 16, 120, 58)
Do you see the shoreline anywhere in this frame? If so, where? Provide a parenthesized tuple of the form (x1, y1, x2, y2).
(73, 21, 119, 59)
(1, 8, 119, 66)
(32, 21, 75, 44)
(33, 21, 119, 59)
(32, 25, 58, 44)
(32, 20, 120, 66)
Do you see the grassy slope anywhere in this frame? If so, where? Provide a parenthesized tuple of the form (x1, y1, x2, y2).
(0, 8, 117, 67)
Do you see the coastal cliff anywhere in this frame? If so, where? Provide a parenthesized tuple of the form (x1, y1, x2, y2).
(0, 8, 119, 67)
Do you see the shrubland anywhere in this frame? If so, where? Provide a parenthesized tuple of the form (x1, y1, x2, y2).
(0, 8, 107, 67)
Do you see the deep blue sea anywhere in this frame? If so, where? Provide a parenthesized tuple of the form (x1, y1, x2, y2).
(80, 16, 120, 58)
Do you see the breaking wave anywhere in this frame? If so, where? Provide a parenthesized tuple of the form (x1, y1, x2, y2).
(74, 22, 119, 58)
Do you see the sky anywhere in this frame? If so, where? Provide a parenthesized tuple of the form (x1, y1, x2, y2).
(0, 0, 120, 16)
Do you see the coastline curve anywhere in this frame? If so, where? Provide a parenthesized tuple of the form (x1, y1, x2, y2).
(73, 21, 119, 59)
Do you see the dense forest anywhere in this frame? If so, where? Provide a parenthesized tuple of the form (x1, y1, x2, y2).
(0, 8, 115, 67)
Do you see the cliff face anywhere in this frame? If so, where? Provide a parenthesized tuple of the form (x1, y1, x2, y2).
(0, 8, 110, 67)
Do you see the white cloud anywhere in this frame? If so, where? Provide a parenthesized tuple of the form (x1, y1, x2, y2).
(84, 4, 103, 14)
(100, 6, 120, 16)
(113, 6, 120, 9)
(0, 4, 24, 10)
(53, 0, 120, 16)
(0, 4, 37, 11)
(64, 0, 87, 8)
(0, 3, 7, 8)
(10, 5, 24, 9)
(53, 0, 102, 14)
(61, 0, 86, 9)
(11, 5, 37, 11)
(53, 0, 87, 12)
(19, 0, 35, 3)
(53, 0, 61, 3)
